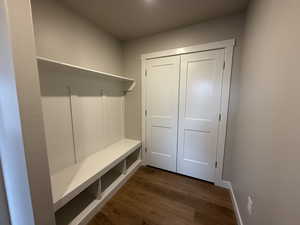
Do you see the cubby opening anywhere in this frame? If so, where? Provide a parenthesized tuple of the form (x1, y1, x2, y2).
(101, 161, 124, 193)
(126, 148, 141, 170)
(55, 180, 100, 225)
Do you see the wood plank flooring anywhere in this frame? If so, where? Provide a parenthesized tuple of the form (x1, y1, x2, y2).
(87, 166, 236, 225)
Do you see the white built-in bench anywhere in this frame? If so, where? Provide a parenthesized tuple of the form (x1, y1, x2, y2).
(51, 139, 141, 225)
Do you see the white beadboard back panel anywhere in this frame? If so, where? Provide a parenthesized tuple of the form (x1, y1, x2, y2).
(39, 69, 125, 174)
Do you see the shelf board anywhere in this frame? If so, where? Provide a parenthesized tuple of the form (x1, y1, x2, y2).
(51, 139, 141, 211)
(36, 56, 136, 92)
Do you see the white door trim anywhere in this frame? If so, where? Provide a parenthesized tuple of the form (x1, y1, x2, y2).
(141, 39, 235, 187)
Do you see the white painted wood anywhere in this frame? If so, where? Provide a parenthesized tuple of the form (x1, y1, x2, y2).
(126, 149, 140, 169)
(214, 45, 234, 187)
(78, 160, 142, 225)
(226, 181, 244, 225)
(55, 187, 97, 225)
(101, 162, 123, 192)
(85, 180, 101, 200)
(177, 49, 225, 182)
(39, 69, 126, 174)
(145, 56, 180, 172)
(51, 139, 141, 211)
(126, 81, 136, 93)
(103, 93, 125, 147)
(122, 160, 127, 175)
(56, 159, 142, 225)
(71, 90, 106, 161)
(141, 56, 147, 165)
(96, 179, 102, 199)
(37, 42, 131, 223)
(42, 88, 77, 173)
(219, 180, 231, 189)
(37, 56, 135, 92)
(141, 40, 235, 186)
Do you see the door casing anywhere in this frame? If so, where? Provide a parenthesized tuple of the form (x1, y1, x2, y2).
(141, 39, 235, 188)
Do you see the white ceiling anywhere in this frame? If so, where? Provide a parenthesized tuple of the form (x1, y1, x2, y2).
(61, 0, 249, 40)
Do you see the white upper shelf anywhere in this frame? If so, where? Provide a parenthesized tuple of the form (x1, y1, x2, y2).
(37, 56, 136, 92)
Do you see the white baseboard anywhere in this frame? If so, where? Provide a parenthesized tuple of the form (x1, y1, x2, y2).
(218, 180, 231, 189)
(224, 181, 244, 225)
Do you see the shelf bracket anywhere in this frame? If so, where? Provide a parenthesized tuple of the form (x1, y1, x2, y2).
(123, 81, 136, 95)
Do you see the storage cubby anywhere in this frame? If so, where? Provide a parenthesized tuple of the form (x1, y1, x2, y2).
(101, 161, 124, 192)
(55, 180, 100, 225)
(126, 148, 141, 170)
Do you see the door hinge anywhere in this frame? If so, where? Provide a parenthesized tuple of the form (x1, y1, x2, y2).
(218, 113, 222, 121)
(215, 161, 218, 168)
(223, 61, 226, 70)
(145, 110, 148, 117)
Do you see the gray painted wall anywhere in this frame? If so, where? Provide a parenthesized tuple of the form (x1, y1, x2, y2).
(230, 0, 300, 224)
(31, 0, 123, 75)
(122, 13, 245, 179)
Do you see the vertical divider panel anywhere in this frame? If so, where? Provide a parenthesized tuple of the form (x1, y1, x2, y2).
(138, 148, 142, 160)
(67, 86, 79, 164)
(97, 178, 102, 200)
(85, 180, 100, 199)
(102, 91, 109, 147)
(122, 160, 127, 175)
(96, 89, 105, 153)
(121, 95, 125, 139)
(102, 90, 110, 148)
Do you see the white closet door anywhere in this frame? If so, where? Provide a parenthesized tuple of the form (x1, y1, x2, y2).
(177, 49, 224, 182)
(146, 56, 180, 172)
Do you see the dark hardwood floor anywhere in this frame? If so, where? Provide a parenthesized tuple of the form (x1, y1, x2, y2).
(88, 166, 236, 225)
